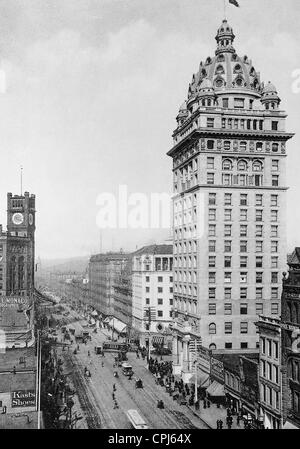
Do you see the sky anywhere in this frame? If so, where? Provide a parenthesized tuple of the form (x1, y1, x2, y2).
(0, 0, 299, 259)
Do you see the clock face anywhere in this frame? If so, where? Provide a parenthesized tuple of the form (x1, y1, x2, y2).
(12, 213, 24, 225)
(29, 214, 33, 225)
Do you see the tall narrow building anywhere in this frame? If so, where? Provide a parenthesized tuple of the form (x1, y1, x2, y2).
(167, 20, 293, 379)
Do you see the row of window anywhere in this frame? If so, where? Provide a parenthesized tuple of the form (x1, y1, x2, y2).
(207, 157, 279, 172)
(209, 208, 279, 222)
(208, 240, 279, 253)
(208, 192, 278, 207)
(145, 276, 173, 283)
(261, 384, 280, 410)
(145, 298, 173, 306)
(145, 287, 173, 293)
(208, 256, 279, 269)
(260, 337, 279, 359)
(208, 271, 280, 285)
(208, 321, 250, 334)
(208, 224, 279, 238)
(205, 139, 280, 152)
(209, 287, 279, 301)
(207, 172, 279, 186)
(261, 360, 280, 384)
(209, 302, 279, 316)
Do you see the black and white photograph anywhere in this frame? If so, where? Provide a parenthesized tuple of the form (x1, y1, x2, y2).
(0, 0, 299, 439)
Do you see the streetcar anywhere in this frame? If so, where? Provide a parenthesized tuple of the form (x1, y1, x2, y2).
(102, 341, 128, 353)
(126, 409, 149, 429)
(121, 362, 133, 376)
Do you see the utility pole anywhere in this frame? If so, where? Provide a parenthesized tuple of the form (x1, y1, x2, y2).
(148, 306, 151, 366)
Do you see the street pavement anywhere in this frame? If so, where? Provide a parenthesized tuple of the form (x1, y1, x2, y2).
(51, 304, 210, 429)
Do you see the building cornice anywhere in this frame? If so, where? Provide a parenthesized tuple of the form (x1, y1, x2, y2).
(167, 129, 294, 157)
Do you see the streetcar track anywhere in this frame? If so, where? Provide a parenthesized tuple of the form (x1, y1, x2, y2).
(64, 353, 102, 429)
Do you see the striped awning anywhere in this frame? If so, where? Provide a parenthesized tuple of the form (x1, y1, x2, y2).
(206, 380, 225, 397)
(283, 420, 300, 430)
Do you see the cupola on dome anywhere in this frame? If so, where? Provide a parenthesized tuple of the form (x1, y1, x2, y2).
(262, 81, 277, 94)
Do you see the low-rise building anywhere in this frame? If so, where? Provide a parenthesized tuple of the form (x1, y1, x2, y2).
(281, 248, 300, 429)
(132, 245, 173, 348)
(256, 315, 282, 429)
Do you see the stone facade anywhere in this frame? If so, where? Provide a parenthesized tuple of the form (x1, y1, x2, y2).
(281, 248, 300, 429)
(168, 19, 293, 379)
(132, 245, 173, 347)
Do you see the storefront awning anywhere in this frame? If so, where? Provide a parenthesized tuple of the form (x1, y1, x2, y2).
(206, 380, 225, 397)
(283, 420, 300, 430)
(109, 317, 127, 333)
(103, 317, 111, 323)
(91, 310, 98, 316)
(189, 371, 210, 388)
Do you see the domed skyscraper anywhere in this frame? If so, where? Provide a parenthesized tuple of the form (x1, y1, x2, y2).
(168, 20, 294, 381)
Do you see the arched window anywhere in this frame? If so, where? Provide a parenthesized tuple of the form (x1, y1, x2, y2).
(207, 99, 212, 106)
(252, 160, 263, 172)
(272, 143, 279, 152)
(201, 69, 207, 77)
(206, 57, 212, 65)
(234, 64, 242, 74)
(256, 142, 263, 151)
(235, 77, 244, 87)
(232, 54, 237, 61)
(215, 65, 225, 75)
(209, 323, 216, 335)
(287, 302, 292, 322)
(293, 302, 299, 324)
(18, 256, 25, 290)
(209, 343, 217, 350)
(215, 78, 225, 88)
(288, 360, 293, 379)
(217, 54, 225, 62)
(238, 160, 248, 171)
(222, 159, 233, 171)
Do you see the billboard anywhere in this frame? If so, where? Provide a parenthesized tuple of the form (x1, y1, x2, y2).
(11, 390, 36, 408)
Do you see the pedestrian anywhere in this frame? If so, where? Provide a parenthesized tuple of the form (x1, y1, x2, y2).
(113, 383, 116, 391)
(203, 399, 207, 409)
(219, 420, 223, 429)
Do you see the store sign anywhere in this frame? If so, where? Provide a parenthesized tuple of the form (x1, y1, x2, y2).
(11, 390, 36, 408)
(0, 297, 30, 308)
(210, 357, 225, 383)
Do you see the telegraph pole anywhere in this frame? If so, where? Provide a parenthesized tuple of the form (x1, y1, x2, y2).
(147, 306, 151, 366)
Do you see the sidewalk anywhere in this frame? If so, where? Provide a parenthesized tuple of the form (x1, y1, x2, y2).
(186, 400, 242, 429)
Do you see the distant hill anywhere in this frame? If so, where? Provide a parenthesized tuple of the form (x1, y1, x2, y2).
(37, 255, 90, 274)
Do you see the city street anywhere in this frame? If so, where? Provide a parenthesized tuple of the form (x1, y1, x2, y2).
(52, 304, 209, 429)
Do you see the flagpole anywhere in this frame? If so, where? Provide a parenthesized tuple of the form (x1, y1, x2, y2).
(224, 0, 226, 20)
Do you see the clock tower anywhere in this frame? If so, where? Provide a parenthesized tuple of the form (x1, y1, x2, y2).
(6, 192, 36, 295)
(7, 191, 36, 238)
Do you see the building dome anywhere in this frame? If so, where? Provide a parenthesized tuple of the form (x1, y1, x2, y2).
(187, 20, 263, 100)
(216, 19, 235, 43)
